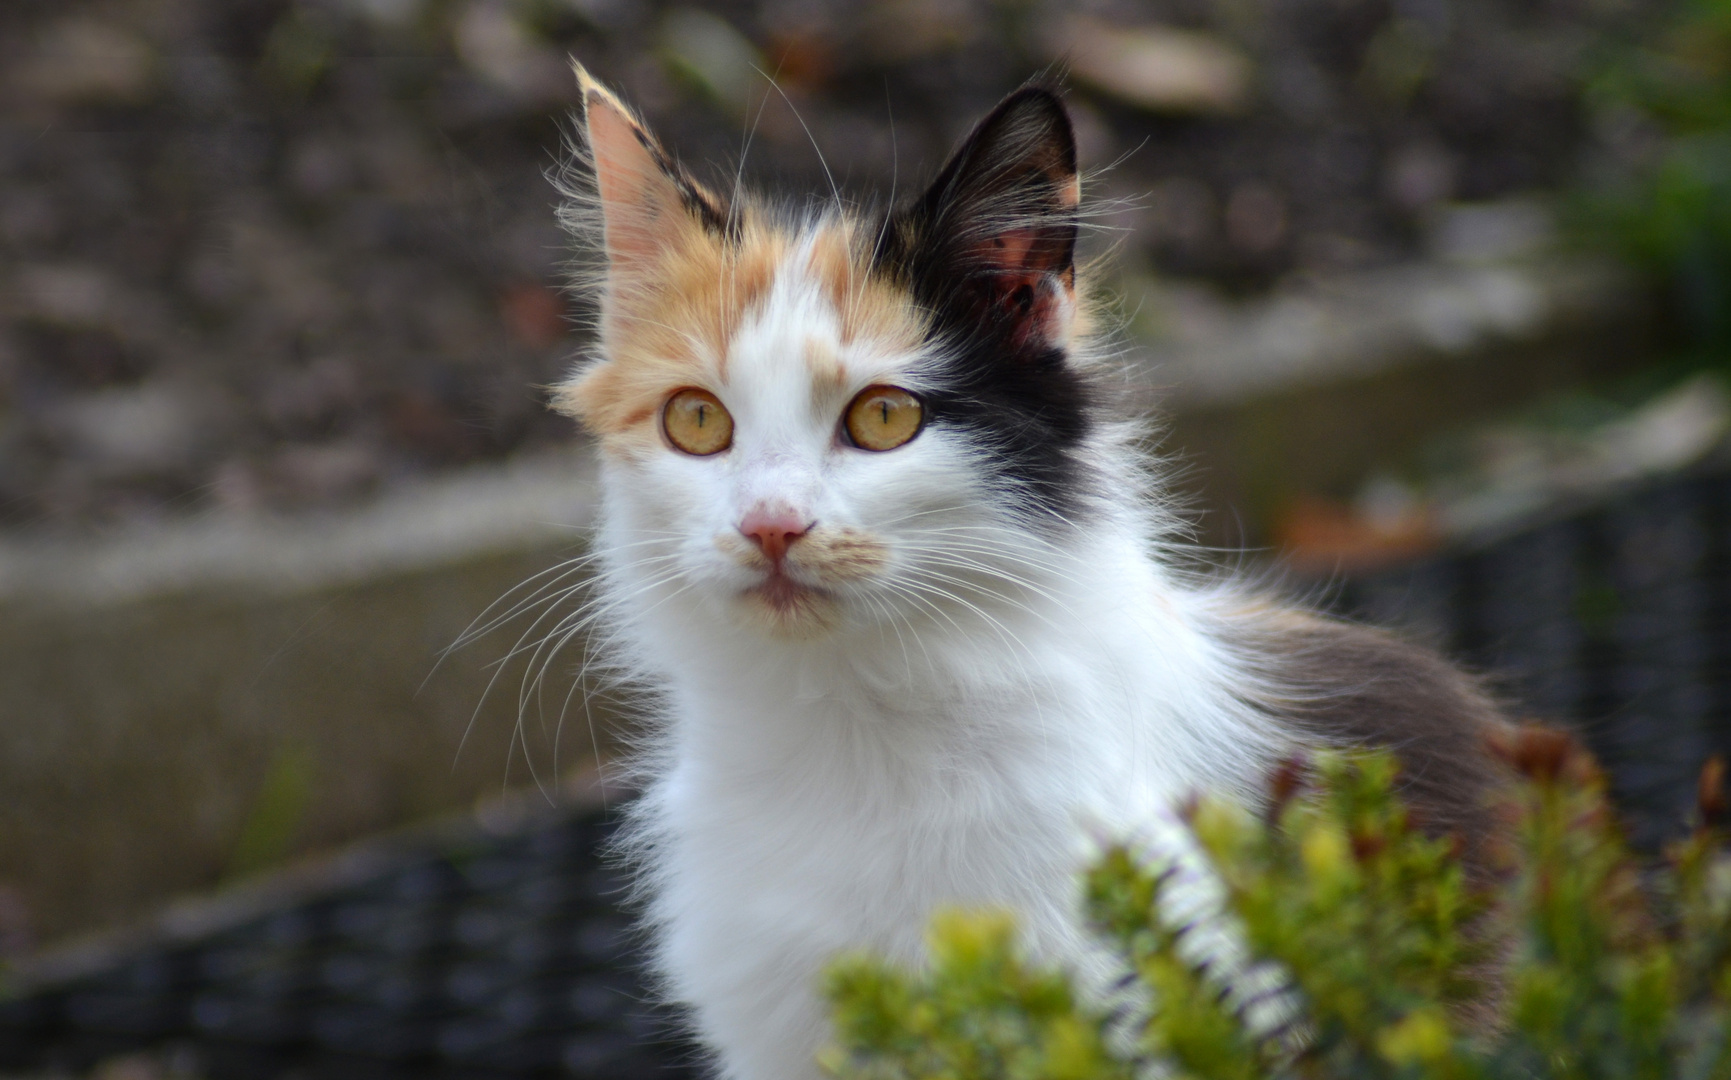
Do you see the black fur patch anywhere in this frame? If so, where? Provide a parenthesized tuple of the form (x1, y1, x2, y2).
(873, 85, 1096, 529)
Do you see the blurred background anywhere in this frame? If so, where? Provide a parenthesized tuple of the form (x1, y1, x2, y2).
(3, 0, 1731, 1074)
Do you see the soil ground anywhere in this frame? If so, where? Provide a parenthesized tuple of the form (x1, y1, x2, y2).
(0, 0, 1632, 530)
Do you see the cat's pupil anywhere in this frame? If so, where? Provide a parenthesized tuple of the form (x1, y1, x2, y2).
(879, 401, 889, 425)
(697, 405, 706, 426)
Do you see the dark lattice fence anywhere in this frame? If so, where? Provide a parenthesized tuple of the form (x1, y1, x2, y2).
(0, 809, 699, 1079)
(1333, 467, 1731, 849)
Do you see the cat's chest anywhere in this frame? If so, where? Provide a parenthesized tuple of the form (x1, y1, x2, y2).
(656, 746, 1084, 971)
(667, 695, 1084, 878)
(644, 618, 1249, 954)
(657, 644, 1194, 883)
(673, 678, 1091, 829)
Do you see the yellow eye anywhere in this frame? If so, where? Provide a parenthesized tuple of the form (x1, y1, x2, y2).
(663, 388, 733, 456)
(844, 386, 923, 451)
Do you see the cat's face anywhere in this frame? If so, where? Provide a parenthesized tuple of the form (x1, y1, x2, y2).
(556, 71, 1096, 638)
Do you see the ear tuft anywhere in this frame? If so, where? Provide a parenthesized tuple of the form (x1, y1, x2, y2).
(880, 85, 1081, 348)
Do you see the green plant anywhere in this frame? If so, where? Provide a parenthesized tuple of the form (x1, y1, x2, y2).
(1582, 0, 1731, 355)
(825, 736, 1731, 1080)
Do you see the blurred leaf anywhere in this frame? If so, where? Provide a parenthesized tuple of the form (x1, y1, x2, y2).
(226, 743, 316, 881)
(659, 8, 761, 116)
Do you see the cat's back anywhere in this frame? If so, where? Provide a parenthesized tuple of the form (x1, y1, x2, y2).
(1224, 600, 1513, 877)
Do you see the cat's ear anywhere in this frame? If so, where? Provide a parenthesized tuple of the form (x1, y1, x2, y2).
(574, 63, 731, 271)
(883, 85, 1080, 344)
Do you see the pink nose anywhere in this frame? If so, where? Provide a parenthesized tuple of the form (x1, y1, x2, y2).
(739, 508, 811, 564)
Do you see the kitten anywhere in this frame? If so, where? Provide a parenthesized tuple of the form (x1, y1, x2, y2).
(552, 68, 1507, 1080)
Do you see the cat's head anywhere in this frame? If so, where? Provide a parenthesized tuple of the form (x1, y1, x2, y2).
(554, 68, 1110, 640)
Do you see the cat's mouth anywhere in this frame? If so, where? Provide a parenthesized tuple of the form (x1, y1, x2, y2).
(745, 570, 830, 609)
(740, 570, 839, 635)
(713, 527, 886, 636)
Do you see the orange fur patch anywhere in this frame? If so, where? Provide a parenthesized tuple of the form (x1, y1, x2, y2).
(808, 221, 925, 351)
(552, 213, 785, 444)
(798, 528, 892, 581)
(805, 337, 847, 399)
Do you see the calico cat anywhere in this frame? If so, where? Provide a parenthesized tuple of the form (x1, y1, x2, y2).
(552, 67, 1508, 1080)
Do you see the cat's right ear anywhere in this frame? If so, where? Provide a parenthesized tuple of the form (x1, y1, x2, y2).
(877, 84, 1080, 349)
(573, 63, 731, 272)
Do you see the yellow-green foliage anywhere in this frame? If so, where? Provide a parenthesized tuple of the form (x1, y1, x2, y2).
(824, 736, 1731, 1080)
(823, 910, 1132, 1080)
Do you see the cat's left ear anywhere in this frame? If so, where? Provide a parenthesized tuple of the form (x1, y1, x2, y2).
(573, 63, 731, 274)
(882, 85, 1080, 345)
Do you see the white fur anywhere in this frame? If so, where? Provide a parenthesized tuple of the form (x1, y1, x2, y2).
(586, 242, 1292, 1080)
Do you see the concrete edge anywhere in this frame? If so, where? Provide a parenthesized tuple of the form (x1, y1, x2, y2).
(0, 446, 601, 610)
(1134, 254, 1644, 411)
